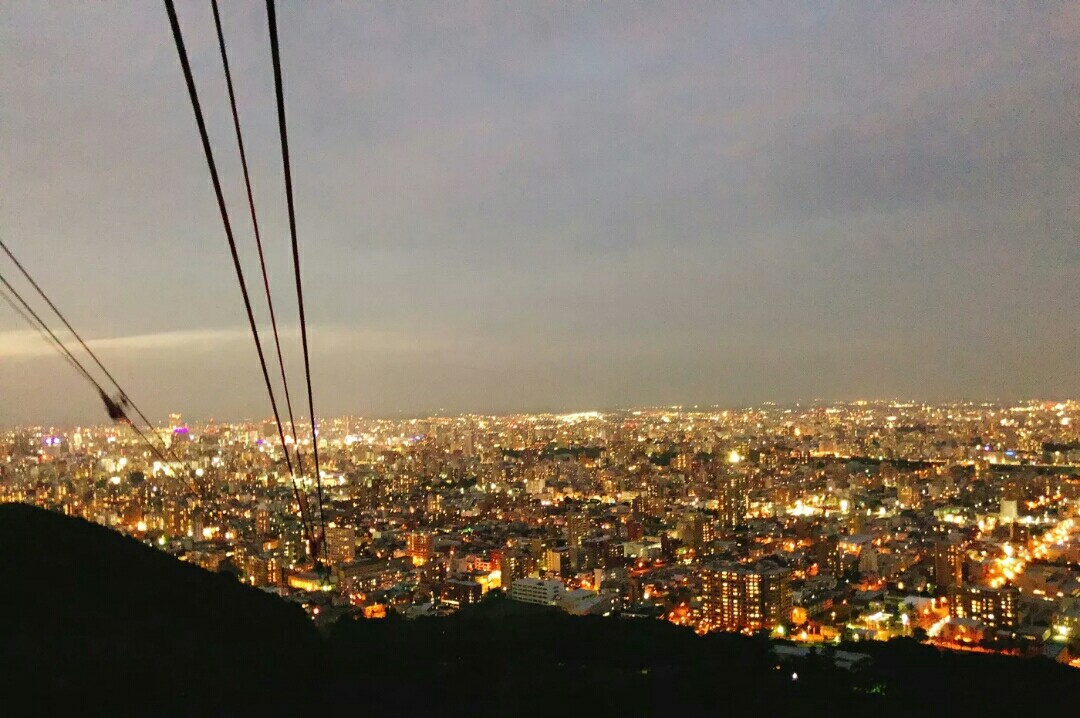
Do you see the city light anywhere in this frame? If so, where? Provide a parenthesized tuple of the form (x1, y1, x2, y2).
(1, 399, 1076, 669)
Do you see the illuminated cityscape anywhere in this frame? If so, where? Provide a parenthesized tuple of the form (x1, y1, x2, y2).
(1, 1, 1078, 712)
(4, 400, 1077, 666)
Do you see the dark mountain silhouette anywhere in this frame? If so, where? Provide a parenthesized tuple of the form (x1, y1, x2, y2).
(2, 503, 1078, 717)
(327, 596, 1080, 716)
(0, 503, 319, 717)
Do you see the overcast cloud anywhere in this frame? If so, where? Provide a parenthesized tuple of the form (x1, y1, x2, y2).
(1, 1, 1077, 426)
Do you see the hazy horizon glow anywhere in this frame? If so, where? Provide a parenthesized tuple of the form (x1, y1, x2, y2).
(1, 1, 1077, 425)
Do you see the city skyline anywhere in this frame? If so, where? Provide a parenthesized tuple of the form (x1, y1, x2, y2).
(5, 398, 1078, 670)
(1, 397, 1078, 433)
(2, 1, 1078, 423)
(3, 2, 1079, 711)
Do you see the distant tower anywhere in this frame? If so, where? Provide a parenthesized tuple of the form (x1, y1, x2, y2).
(931, 537, 964, 588)
(716, 470, 747, 537)
(255, 505, 270, 536)
(565, 512, 591, 547)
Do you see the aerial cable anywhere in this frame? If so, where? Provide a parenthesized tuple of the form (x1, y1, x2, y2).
(0, 271, 178, 476)
(0, 274, 194, 494)
(164, 0, 314, 546)
(209, 0, 304, 472)
(266, 0, 328, 563)
(0, 237, 177, 461)
(0, 285, 84, 377)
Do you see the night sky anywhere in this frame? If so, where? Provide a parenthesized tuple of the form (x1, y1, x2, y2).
(1, 1, 1077, 425)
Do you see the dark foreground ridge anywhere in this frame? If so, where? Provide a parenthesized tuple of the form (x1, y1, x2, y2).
(0, 503, 320, 716)
(2, 503, 1078, 717)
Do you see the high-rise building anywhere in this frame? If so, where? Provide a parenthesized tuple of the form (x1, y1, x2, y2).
(677, 512, 714, 552)
(931, 537, 965, 588)
(441, 579, 482, 608)
(897, 474, 920, 508)
(496, 549, 530, 586)
(858, 547, 879, 575)
(565, 512, 591, 547)
(254, 506, 270, 536)
(325, 525, 356, 566)
(948, 585, 1019, 630)
(604, 540, 626, 569)
(164, 498, 187, 537)
(701, 560, 792, 632)
(266, 555, 283, 586)
(716, 471, 747, 536)
(407, 531, 433, 562)
(510, 577, 564, 606)
(546, 546, 570, 575)
(282, 529, 305, 566)
(245, 555, 270, 586)
(672, 452, 694, 473)
(814, 534, 844, 577)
